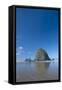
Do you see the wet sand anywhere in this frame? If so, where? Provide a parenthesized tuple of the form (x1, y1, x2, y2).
(16, 61, 58, 82)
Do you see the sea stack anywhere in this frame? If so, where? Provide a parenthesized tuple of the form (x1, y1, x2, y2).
(35, 48, 50, 61)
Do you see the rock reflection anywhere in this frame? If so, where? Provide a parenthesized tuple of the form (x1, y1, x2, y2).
(34, 62, 51, 77)
(44, 62, 50, 68)
(16, 61, 58, 82)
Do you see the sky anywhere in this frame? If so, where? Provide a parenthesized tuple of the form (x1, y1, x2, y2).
(16, 7, 59, 61)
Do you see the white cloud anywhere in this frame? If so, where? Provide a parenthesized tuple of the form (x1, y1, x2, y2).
(18, 46, 23, 50)
(16, 46, 24, 56)
(16, 52, 19, 55)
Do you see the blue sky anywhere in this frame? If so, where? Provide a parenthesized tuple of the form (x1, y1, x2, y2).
(16, 8, 58, 61)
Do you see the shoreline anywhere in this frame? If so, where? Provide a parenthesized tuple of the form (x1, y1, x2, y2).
(16, 60, 58, 63)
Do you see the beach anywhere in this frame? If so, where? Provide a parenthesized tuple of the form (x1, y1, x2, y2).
(16, 60, 58, 82)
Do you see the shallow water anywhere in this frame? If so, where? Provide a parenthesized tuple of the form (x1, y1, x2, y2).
(16, 61, 58, 82)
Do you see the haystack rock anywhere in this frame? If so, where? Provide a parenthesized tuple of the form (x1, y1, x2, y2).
(35, 48, 50, 61)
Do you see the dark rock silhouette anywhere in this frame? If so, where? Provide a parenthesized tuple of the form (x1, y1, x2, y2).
(35, 48, 50, 61)
(25, 58, 32, 62)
